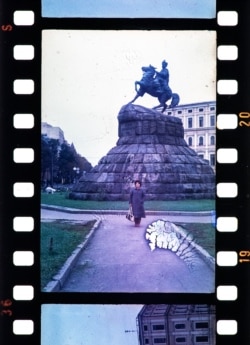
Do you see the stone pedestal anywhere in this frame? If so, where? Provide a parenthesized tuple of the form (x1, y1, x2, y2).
(70, 104, 215, 201)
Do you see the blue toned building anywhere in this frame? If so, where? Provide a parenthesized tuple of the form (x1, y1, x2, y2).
(137, 304, 216, 345)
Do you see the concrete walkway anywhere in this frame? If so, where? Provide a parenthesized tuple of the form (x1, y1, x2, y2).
(41, 208, 215, 293)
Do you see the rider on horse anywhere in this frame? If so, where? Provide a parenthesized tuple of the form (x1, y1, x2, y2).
(138, 60, 170, 95)
(131, 60, 180, 112)
(155, 60, 169, 93)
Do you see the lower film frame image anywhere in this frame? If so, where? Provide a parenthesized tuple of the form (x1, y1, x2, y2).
(41, 304, 216, 345)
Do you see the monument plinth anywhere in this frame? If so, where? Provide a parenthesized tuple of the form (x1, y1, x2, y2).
(69, 104, 215, 201)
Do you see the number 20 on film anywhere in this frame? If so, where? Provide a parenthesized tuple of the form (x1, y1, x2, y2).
(239, 112, 250, 127)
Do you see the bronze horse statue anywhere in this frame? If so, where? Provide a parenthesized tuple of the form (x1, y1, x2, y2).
(130, 64, 180, 113)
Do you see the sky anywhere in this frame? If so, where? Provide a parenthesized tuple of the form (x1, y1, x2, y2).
(42, 30, 216, 166)
(41, 304, 143, 345)
(42, 0, 216, 18)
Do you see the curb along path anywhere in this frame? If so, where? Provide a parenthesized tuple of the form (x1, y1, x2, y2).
(41, 207, 215, 293)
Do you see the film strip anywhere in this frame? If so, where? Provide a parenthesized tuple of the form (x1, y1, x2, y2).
(0, 0, 249, 344)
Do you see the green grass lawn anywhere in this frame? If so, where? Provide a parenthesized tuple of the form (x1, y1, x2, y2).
(176, 222, 215, 257)
(41, 220, 95, 289)
(41, 192, 215, 212)
(41, 219, 214, 290)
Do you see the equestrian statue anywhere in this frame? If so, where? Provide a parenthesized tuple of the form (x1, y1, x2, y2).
(130, 60, 180, 113)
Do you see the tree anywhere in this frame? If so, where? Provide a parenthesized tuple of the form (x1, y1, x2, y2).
(41, 135, 60, 187)
(58, 142, 78, 184)
(75, 153, 92, 173)
(41, 132, 93, 186)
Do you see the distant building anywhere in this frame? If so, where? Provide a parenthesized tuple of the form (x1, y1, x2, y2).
(164, 101, 216, 168)
(137, 304, 216, 345)
(42, 122, 65, 145)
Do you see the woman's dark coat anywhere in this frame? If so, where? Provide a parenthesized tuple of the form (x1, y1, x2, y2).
(129, 188, 146, 218)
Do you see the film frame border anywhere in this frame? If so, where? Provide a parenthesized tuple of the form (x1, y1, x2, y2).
(0, 0, 249, 344)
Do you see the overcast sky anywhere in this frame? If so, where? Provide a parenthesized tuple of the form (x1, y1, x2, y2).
(41, 304, 143, 345)
(42, 30, 216, 166)
(42, 0, 216, 18)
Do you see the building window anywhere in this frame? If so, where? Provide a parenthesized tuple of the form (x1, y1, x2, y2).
(175, 337, 186, 343)
(175, 323, 186, 330)
(210, 154, 215, 166)
(188, 109, 192, 113)
(153, 338, 166, 344)
(210, 115, 215, 126)
(178, 110, 182, 114)
(194, 305, 210, 313)
(210, 136, 215, 145)
(199, 108, 204, 112)
(198, 137, 204, 146)
(168, 111, 172, 115)
(210, 106, 215, 111)
(195, 336, 209, 343)
(145, 339, 149, 344)
(198, 154, 204, 159)
(188, 118, 193, 128)
(199, 116, 204, 127)
(152, 325, 165, 331)
(144, 325, 148, 331)
(188, 137, 193, 146)
(195, 322, 209, 329)
(173, 306, 188, 313)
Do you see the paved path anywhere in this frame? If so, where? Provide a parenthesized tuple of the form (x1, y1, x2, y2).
(41, 209, 215, 293)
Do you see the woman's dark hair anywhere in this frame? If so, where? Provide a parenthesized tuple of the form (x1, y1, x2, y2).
(134, 180, 142, 186)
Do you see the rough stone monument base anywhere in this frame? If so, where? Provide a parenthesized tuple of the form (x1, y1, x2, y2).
(70, 104, 215, 201)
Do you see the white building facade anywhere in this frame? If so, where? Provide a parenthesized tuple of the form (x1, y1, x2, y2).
(42, 122, 65, 145)
(164, 101, 216, 169)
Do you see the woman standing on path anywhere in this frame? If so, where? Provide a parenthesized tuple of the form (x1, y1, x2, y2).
(129, 180, 146, 227)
